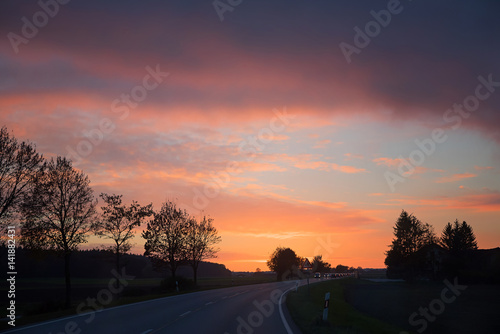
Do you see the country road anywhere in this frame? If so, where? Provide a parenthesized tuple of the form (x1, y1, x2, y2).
(3, 279, 324, 334)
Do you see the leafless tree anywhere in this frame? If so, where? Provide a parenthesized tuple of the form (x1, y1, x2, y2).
(142, 200, 189, 281)
(0, 126, 44, 234)
(185, 215, 221, 285)
(96, 193, 153, 287)
(21, 156, 97, 308)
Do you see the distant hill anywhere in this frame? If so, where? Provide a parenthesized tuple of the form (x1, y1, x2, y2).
(0, 246, 231, 279)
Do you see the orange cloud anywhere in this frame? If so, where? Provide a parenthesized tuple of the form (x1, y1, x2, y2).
(226, 231, 318, 240)
(255, 153, 366, 174)
(235, 161, 287, 173)
(373, 157, 443, 178)
(294, 160, 366, 174)
(378, 190, 500, 213)
(313, 139, 331, 149)
(373, 157, 404, 168)
(474, 166, 494, 171)
(344, 153, 364, 160)
(435, 173, 477, 183)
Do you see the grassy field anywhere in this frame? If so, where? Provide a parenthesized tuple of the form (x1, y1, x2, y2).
(287, 277, 500, 334)
(344, 279, 500, 334)
(286, 278, 405, 334)
(0, 275, 274, 330)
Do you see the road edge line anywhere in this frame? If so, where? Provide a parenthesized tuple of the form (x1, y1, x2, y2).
(279, 286, 296, 334)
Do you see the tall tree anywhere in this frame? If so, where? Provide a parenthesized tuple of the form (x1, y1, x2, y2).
(0, 127, 44, 231)
(335, 264, 349, 273)
(385, 210, 436, 278)
(142, 201, 189, 281)
(96, 193, 153, 288)
(440, 219, 478, 252)
(267, 247, 301, 281)
(21, 156, 97, 308)
(311, 255, 331, 273)
(185, 215, 221, 285)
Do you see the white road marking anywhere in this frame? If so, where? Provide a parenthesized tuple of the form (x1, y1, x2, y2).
(279, 287, 296, 334)
(179, 310, 191, 317)
(140, 330, 153, 334)
(5, 289, 198, 333)
(205, 301, 214, 305)
(179, 311, 191, 317)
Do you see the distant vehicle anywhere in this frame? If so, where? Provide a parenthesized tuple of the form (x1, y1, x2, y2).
(314, 272, 321, 278)
(323, 273, 330, 278)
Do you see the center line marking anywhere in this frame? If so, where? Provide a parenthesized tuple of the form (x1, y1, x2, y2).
(205, 301, 214, 305)
(180, 311, 191, 317)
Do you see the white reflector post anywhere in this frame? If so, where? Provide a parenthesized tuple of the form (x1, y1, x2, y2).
(323, 292, 330, 321)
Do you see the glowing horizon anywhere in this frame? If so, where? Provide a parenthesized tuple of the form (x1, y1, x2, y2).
(1, 1, 499, 272)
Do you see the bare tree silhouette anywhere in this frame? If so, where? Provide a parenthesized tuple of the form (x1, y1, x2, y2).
(96, 193, 153, 288)
(0, 127, 44, 233)
(185, 215, 221, 285)
(21, 157, 97, 308)
(142, 200, 189, 281)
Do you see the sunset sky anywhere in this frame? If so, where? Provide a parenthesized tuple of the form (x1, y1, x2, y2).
(1, 0, 499, 271)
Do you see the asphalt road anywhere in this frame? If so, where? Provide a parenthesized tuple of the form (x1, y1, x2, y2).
(4, 279, 315, 334)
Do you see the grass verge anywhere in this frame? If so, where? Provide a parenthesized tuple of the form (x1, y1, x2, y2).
(286, 278, 407, 334)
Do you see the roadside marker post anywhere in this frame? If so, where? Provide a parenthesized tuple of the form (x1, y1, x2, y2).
(323, 292, 330, 322)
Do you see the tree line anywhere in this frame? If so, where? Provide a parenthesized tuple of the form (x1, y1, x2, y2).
(385, 210, 478, 280)
(266, 246, 357, 281)
(0, 126, 221, 308)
